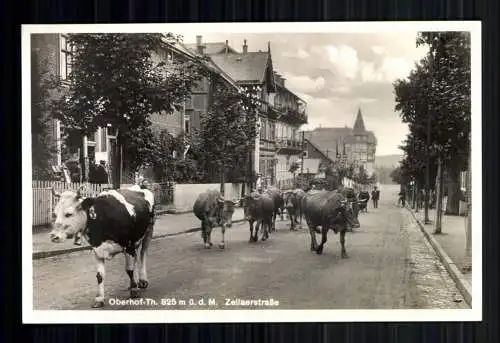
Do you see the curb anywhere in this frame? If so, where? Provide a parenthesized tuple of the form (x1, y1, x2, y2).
(32, 217, 247, 260)
(406, 207, 472, 307)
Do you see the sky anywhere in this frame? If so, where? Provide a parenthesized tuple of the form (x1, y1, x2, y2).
(183, 32, 429, 156)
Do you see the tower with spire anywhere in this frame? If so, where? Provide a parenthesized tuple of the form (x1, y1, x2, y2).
(353, 107, 366, 135)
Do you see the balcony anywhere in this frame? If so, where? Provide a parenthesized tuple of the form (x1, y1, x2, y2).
(271, 106, 308, 125)
(274, 137, 303, 154)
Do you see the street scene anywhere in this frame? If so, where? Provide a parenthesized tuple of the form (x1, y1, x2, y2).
(33, 185, 468, 310)
(27, 26, 474, 314)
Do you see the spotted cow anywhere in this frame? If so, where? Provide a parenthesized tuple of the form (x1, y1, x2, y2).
(49, 185, 155, 308)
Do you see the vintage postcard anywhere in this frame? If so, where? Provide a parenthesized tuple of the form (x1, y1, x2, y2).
(22, 21, 481, 323)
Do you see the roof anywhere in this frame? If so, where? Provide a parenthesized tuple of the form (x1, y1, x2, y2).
(210, 52, 270, 84)
(304, 127, 377, 155)
(185, 42, 238, 55)
(353, 108, 366, 134)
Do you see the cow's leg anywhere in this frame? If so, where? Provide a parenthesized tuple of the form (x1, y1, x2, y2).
(316, 227, 328, 255)
(138, 225, 153, 289)
(253, 220, 261, 242)
(91, 242, 122, 308)
(261, 218, 270, 241)
(219, 225, 226, 249)
(308, 223, 318, 252)
(125, 252, 139, 298)
(93, 254, 106, 308)
(74, 231, 82, 246)
(340, 229, 348, 258)
(289, 210, 295, 230)
(280, 207, 284, 221)
(248, 220, 254, 243)
(202, 220, 212, 249)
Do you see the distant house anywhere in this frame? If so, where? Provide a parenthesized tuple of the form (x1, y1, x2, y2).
(303, 108, 377, 176)
(188, 36, 308, 189)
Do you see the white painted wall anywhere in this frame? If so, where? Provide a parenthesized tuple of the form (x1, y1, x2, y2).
(173, 183, 243, 212)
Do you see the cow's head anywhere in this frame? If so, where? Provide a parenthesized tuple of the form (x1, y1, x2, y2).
(216, 196, 239, 228)
(339, 199, 360, 229)
(49, 186, 90, 243)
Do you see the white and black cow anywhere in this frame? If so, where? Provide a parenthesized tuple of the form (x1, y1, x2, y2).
(49, 185, 155, 308)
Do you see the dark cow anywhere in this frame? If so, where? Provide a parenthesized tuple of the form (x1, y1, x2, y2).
(302, 190, 356, 258)
(193, 190, 239, 249)
(49, 185, 155, 308)
(263, 186, 285, 232)
(282, 188, 306, 230)
(242, 191, 274, 242)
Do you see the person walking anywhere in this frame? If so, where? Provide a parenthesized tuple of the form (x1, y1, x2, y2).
(371, 186, 380, 209)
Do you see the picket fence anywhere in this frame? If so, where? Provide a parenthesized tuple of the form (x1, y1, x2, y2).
(31, 181, 173, 227)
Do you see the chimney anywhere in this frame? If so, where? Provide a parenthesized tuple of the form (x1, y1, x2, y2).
(225, 40, 229, 54)
(196, 35, 204, 54)
(243, 39, 248, 54)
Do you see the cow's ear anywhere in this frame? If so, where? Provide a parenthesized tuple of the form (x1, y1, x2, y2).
(79, 197, 95, 211)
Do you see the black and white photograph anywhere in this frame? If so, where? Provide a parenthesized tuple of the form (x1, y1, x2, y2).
(23, 22, 481, 323)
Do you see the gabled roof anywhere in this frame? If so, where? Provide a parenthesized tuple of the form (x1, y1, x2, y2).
(210, 52, 270, 84)
(185, 42, 238, 55)
(304, 127, 377, 156)
(353, 108, 366, 134)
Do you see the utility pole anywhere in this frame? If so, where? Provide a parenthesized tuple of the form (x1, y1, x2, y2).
(300, 131, 305, 176)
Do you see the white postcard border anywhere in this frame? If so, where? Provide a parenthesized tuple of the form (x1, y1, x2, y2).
(22, 21, 482, 323)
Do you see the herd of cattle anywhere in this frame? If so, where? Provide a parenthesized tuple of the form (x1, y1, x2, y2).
(48, 184, 365, 308)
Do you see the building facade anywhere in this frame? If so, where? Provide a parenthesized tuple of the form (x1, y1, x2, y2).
(191, 37, 308, 188)
(31, 33, 238, 183)
(304, 108, 377, 176)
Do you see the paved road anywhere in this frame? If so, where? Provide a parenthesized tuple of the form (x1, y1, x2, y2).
(33, 188, 469, 310)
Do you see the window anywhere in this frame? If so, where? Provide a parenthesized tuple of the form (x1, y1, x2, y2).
(60, 34, 74, 80)
(192, 95, 206, 110)
(184, 114, 191, 134)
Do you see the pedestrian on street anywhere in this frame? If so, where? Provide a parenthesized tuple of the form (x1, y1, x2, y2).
(398, 189, 406, 207)
(371, 186, 380, 209)
(94, 160, 109, 185)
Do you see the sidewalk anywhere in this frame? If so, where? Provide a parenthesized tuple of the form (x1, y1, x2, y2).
(33, 207, 245, 259)
(407, 206, 472, 305)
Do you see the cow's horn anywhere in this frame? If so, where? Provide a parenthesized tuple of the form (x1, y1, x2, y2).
(217, 197, 225, 203)
(51, 187, 61, 198)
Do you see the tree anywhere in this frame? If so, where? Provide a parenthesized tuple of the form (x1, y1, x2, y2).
(198, 77, 260, 195)
(31, 50, 59, 180)
(394, 32, 470, 214)
(48, 33, 207, 188)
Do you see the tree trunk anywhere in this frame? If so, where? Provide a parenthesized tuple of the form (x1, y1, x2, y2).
(112, 131, 123, 189)
(445, 160, 462, 215)
(434, 155, 444, 234)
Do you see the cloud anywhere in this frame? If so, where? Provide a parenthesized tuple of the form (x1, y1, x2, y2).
(284, 74, 326, 93)
(378, 57, 413, 82)
(330, 85, 351, 94)
(371, 46, 386, 55)
(325, 45, 359, 80)
(282, 48, 310, 59)
(359, 97, 378, 103)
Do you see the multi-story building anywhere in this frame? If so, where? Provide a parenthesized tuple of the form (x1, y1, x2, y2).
(31, 33, 237, 183)
(304, 108, 377, 176)
(188, 37, 308, 188)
